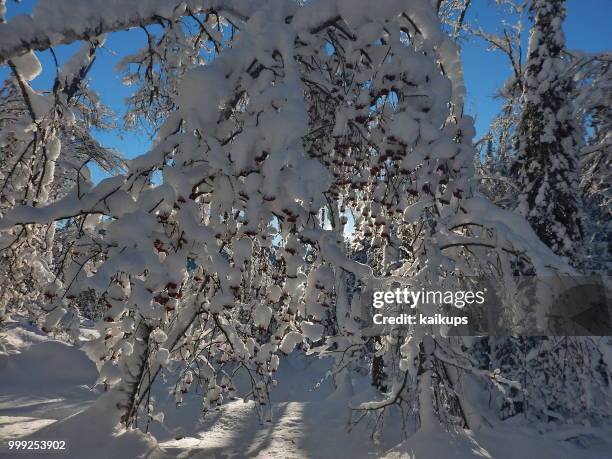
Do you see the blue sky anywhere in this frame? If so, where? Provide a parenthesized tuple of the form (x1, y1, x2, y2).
(1, 0, 611, 182)
(462, 0, 612, 139)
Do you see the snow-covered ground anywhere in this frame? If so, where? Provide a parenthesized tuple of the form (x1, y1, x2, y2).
(0, 323, 98, 443)
(1, 323, 610, 458)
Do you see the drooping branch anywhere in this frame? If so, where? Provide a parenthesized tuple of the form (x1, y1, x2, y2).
(0, 0, 255, 63)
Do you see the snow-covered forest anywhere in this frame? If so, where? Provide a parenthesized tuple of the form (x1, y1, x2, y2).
(0, 0, 610, 457)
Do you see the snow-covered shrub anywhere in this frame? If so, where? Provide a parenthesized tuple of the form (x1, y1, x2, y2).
(0, 0, 605, 440)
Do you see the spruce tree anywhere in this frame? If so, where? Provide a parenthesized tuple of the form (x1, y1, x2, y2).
(513, 0, 583, 263)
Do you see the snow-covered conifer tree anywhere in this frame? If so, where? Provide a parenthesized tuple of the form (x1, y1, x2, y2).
(513, 0, 583, 263)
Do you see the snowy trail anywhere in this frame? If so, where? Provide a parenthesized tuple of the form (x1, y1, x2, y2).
(3, 395, 609, 459)
(161, 401, 310, 458)
(1, 325, 610, 459)
(159, 398, 388, 459)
